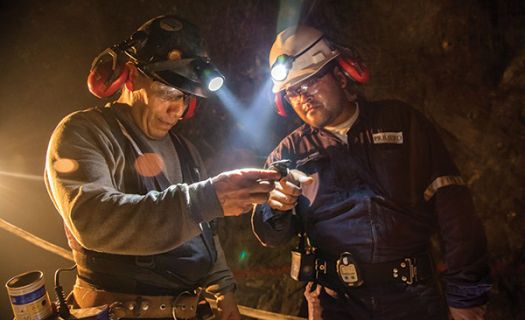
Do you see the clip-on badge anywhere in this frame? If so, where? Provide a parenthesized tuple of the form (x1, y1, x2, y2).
(268, 159, 318, 282)
(336, 252, 364, 287)
(290, 250, 316, 282)
(290, 233, 317, 282)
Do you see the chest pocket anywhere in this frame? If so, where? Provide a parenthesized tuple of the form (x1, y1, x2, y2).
(371, 131, 408, 164)
(295, 151, 329, 175)
(296, 149, 360, 208)
(293, 152, 328, 206)
(370, 131, 412, 204)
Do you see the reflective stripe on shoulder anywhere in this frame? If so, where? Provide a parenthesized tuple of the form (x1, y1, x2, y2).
(424, 176, 465, 201)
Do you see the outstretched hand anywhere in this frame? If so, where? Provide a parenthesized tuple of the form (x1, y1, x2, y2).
(212, 169, 281, 216)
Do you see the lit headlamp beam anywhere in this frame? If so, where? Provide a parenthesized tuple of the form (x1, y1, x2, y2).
(215, 79, 273, 127)
(276, 0, 303, 34)
(214, 78, 274, 149)
(272, 0, 305, 82)
(215, 85, 245, 118)
(239, 78, 275, 149)
(0, 170, 82, 186)
(0, 170, 46, 182)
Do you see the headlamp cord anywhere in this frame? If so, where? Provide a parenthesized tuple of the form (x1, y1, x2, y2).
(54, 264, 77, 320)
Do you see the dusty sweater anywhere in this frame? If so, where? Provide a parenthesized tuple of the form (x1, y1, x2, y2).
(45, 103, 234, 293)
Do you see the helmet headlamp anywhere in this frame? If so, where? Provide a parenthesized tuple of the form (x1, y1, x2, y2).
(269, 34, 325, 86)
(191, 58, 225, 92)
(270, 54, 294, 81)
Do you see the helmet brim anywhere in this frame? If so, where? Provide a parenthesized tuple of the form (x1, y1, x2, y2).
(151, 70, 208, 98)
(271, 52, 339, 93)
(141, 58, 208, 98)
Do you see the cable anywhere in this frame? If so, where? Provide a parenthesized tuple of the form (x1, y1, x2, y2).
(54, 264, 77, 320)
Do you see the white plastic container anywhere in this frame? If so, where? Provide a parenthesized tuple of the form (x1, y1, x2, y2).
(6, 270, 53, 320)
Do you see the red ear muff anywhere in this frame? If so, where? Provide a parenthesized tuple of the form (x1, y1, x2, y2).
(87, 48, 130, 98)
(125, 79, 134, 91)
(274, 93, 288, 117)
(337, 56, 369, 84)
(182, 96, 198, 119)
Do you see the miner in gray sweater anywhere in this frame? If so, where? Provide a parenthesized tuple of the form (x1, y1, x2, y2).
(45, 15, 279, 320)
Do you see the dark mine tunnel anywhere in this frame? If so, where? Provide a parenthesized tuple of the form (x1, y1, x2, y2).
(0, 1, 524, 319)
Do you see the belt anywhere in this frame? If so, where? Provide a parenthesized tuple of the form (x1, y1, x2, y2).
(72, 250, 190, 294)
(73, 280, 208, 319)
(317, 253, 434, 288)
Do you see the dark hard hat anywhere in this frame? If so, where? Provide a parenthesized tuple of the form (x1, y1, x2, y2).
(124, 15, 215, 97)
(132, 15, 208, 65)
(88, 15, 221, 99)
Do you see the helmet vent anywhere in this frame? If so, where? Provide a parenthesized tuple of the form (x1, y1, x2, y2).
(160, 18, 183, 32)
(312, 51, 326, 64)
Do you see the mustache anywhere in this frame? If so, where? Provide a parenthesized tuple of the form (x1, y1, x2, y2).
(301, 99, 321, 112)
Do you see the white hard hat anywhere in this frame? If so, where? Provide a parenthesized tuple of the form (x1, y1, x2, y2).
(269, 25, 340, 93)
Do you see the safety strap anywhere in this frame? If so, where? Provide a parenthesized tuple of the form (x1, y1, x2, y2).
(104, 108, 170, 191)
(101, 105, 216, 258)
(168, 130, 217, 262)
(97, 106, 145, 193)
(100, 107, 214, 244)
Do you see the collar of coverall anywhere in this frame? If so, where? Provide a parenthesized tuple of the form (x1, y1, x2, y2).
(324, 102, 360, 142)
(300, 99, 367, 138)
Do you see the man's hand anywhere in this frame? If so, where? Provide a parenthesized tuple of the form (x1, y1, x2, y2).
(449, 305, 487, 320)
(304, 282, 323, 320)
(216, 291, 241, 320)
(268, 169, 313, 211)
(212, 169, 281, 216)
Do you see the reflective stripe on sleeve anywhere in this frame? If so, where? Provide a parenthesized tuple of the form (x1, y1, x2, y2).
(424, 176, 465, 201)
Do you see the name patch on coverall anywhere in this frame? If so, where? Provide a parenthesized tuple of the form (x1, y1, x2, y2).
(372, 132, 403, 144)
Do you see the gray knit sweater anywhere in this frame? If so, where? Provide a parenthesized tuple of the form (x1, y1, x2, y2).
(45, 103, 235, 293)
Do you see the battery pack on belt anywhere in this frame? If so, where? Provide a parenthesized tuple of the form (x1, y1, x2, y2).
(317, 253, 434, 288)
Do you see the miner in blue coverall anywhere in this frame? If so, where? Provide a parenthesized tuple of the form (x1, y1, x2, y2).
(252, 25, 491, 320)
